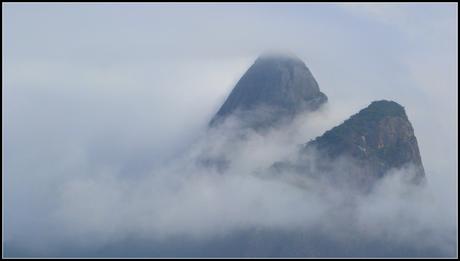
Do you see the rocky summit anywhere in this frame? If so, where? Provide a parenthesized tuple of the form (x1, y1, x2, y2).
(304, 100, 425, 185)
(209, 53, 327, 130)
(207, 52, 426, 187)
(271, 100, 425, 189)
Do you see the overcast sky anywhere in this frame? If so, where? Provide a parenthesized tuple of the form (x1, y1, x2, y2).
(3, 3, 458, 257)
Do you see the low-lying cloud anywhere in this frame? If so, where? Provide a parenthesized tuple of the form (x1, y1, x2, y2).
(5, 106, 457, 257)
(3, 3, 457, 258)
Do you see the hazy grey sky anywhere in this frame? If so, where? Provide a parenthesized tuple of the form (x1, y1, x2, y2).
(3, 3, 458, 257)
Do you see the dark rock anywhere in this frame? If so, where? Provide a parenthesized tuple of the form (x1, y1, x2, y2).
(304, 100, 425, 185)
(269, 100, 425, 189)
(209, 53, 327, 130)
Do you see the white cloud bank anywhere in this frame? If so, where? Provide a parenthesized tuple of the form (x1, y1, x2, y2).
(3, 3, 457, 257)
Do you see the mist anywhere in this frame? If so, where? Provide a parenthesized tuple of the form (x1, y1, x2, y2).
(3, 3, 457, 257)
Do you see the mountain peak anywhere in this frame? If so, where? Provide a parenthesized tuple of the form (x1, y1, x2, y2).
(255, 51, 303, 63)
(306, 100, 425, 184)
(359, 100, 408, 119)
(209, 53, 327, 129)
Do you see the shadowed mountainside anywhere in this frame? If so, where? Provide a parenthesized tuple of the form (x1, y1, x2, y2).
(209, 53, 327, 130)
(272, 100, 425, 189)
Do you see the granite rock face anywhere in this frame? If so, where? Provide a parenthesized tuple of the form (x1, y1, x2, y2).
(306, 100, 425, 185)
(271, 100, 425, 189)
(207, 53, 425, 187)
(209, 53, 327, 130)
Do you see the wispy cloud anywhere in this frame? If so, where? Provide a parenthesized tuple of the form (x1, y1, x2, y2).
(3, 3, 457, 257)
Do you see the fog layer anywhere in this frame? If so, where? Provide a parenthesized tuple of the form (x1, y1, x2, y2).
(3, 3, 457, 257)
